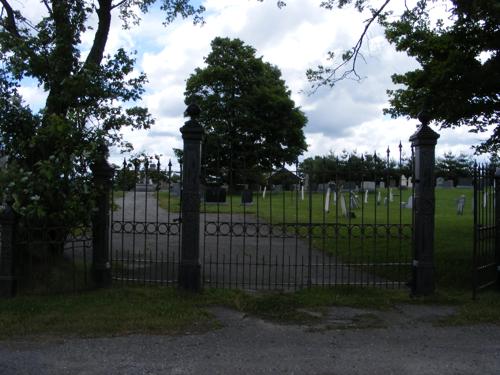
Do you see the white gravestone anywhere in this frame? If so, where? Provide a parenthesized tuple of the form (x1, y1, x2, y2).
(301, 185, 304, 201)
(340, 193, 347, 217)
(456, 195, 465, 215)
(333, 190, 337, 205)
(325, 187, 331, 212)
(408, 177, 413, 188)
(400, 175, 408, 187)
(364, 189, 368, 204)
(389, 188, 394, 202)
(377, 191, 381, 205)
(405, 195, 413, 209)
(262, 186, 266, 199)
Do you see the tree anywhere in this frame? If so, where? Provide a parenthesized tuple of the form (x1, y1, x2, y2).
(282, 0, 499, 154)
(0, 1, 204, 229)
(184, 37, 308, 186)
(435, 152, 474, 185)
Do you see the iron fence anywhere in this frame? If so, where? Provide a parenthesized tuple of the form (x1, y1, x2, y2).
(110, 158, 182, 285)
(473, 163, 499, 297)
(199, 147, 414, 290)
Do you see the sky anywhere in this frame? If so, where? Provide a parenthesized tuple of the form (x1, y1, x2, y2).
(17, 0, 492, 166)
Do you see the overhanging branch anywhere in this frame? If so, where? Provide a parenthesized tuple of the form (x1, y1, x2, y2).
(0, 0, 20, 37)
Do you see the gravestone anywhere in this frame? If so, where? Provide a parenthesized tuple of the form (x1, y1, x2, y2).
(457, 177, 473, 188)
(408, 177, 413, 188)
(364, 189, 368, 204)
(436, 177, 445, 187)
(340, 193, 347, 217)
(170, 182, 181, 196)
(362, 181, 376, 192)
(442, 180, 454, 188)
(389, 188, 394, 202)
(301, 184, 305, 201)
(379, 181, 385, 189)
(303, 174, 310, 191)
(241, 190, 253, 205)
(456, 195, 465, 215)
(262, 185, 267, 199)
(325, 186, 331, 212)
(402, 195, 413, 209)
(400, 175, 408, 187)
(343, 181, 357, 191)
(317, 183, 327, 193)
(349, 192, 360, 209)
(205, 186, 226, 203)
(377, 191, 381, 205)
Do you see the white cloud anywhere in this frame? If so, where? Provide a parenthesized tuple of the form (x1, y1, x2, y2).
(16, 0, 489, 164)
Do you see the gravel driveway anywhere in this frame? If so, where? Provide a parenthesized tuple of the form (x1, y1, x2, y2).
(1, 304, 499, 374)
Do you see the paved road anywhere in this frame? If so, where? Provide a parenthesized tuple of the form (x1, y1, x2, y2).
(1, 304, 499, 374)
(111, 192, 391, 289)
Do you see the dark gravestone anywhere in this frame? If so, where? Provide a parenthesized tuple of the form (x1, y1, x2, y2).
(442, 180, 454, 188)
(457, 177, 473, 188)
(205, 186, 226, 203)
(241, 190, 253, 205)
(343, 181, 357, 191)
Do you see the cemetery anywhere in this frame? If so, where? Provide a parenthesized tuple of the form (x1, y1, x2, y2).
(156, 184, 479, 288)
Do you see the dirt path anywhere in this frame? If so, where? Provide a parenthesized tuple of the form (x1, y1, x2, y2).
(1, 304, 499, 374)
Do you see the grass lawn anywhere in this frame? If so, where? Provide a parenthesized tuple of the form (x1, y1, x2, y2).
(0, 286, 498, 339)
(157, 188, 476, 289)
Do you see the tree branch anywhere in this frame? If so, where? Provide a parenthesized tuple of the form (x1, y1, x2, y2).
(309, 0, 392, 90)
(111, 0, 128, 10)
(83, 0, 112, 70)
(0, 0, 20, 37)
(42, 0, 53, 17)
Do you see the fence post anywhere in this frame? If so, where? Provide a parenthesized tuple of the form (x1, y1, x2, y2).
(409, 111, 440, 296)
(0, 198, 17, 297)
(91, 144, 114, 288)
(495, 168, 500, 290)
(179, 104, 204, 292)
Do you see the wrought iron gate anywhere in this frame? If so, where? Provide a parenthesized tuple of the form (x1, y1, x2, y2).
(110, 158, 182, 285)
(473, 164, 499, 297)
(200, 146, 414, 290)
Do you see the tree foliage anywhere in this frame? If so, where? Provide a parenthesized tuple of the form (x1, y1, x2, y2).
(0, 0, 203, 226)
(281, 0, 500, 154)
(299, 149, 408, 185)
(184, 37, 308, 184)
(435, 152, 474, 184)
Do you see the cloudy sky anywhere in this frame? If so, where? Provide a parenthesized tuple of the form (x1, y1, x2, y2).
(19, 0, 490, 165)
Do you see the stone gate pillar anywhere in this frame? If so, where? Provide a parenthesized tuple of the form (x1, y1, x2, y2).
(91, 144, 114, 288)
(495, 168, 500, 290)
(410, 112, 440, 296)
(0, 197, 17, 298)
(179, 104, 204, 292)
